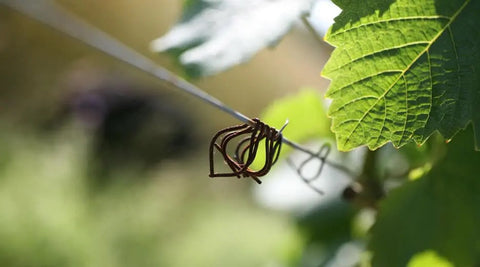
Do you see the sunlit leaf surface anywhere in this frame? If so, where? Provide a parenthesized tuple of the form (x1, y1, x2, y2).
(323, 0, 480, 151)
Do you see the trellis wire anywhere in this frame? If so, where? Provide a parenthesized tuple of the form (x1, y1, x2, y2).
(1, 0, 356, 182)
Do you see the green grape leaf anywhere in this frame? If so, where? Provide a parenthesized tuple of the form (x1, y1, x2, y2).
(322, 0, 480, 151)
(369, 128, 480, 267)
(151, 0, 316, 77)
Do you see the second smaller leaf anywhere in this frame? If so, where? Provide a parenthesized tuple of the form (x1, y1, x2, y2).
(151, 0, 316, 76)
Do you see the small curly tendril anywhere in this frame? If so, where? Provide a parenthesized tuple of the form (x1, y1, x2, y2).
(209, 118, 285, 184)
(209, 118, 358, 194)
(286, 144, 331, 195)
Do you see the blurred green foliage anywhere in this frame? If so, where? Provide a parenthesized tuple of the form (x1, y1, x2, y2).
(252, 89, 332, 169)
(0, 127, 302, 267)
(261, 89, 332, 143)
(370, 127, 480, 267)
(296, 201, 357, 266)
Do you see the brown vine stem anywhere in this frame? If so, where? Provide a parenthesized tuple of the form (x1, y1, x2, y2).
(354, 150, 385, 208)
(1, 0, 355, 178)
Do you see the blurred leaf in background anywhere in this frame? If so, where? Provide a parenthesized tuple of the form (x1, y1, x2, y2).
(261, 89, 332, 142)
(151, 0, 317, 76)
(369, 127, 480, 267)
(407, 250, 453, 267)
(296, 200, 357, 266)
(251, 89, 332, 169)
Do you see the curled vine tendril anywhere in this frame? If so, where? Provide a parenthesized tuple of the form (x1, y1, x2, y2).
(209, 118, 285, 184)
(209, 119, 356, 194)
(286, 144, 331, 195)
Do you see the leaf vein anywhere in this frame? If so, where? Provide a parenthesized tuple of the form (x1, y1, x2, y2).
(443, 25, 461, 131)
(399, 74, 409, 144)
(329, 95, 379, 115)
(341, 0, 471, 148)
(329, 15, 451, 38)
(328, 70, 403, 97)
(327, 41, 430, 74)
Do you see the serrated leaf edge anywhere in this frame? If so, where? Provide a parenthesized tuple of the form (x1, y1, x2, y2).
(324, 0, 471, 151)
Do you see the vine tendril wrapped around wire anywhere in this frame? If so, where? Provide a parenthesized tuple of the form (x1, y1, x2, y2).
(209, 118, 284, 184)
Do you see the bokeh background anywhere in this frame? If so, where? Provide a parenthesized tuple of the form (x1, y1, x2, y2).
(0, 1, 368, 266)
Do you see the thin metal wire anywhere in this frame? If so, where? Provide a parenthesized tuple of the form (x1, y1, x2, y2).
(1, 0, 253, 124)
(1, 0, 357, 180)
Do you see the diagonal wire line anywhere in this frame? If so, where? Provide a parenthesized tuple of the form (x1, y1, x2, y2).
(0, 0, 356, 178)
